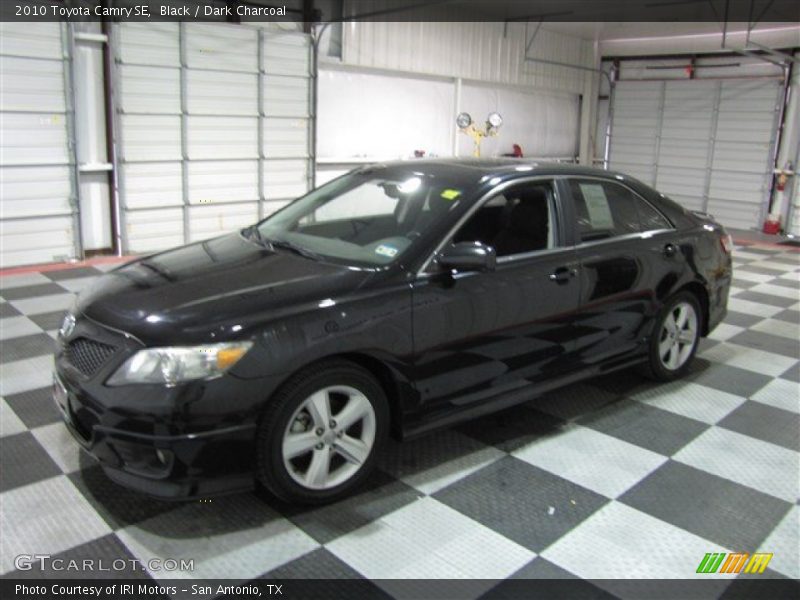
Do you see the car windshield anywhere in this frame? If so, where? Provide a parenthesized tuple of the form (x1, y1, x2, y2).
(252, 170, 467, 267)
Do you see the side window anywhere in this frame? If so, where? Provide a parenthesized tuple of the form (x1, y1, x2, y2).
(569, 179, 670, 242)
(453, 182, 555, 257)
(636, 196, 672, 231)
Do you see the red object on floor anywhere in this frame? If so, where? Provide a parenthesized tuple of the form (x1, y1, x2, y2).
(762, 216, 781, 235)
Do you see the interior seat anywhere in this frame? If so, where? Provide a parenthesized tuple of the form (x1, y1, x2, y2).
(491, 188, 549, 256)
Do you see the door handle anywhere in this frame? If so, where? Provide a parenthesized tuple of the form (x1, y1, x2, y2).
(549, 267, 577, 283)
(663, 243, 678, 258)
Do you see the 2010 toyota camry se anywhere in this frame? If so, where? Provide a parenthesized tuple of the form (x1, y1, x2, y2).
(54, 159, 732, 504)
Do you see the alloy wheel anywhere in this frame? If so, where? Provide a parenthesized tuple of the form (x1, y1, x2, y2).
(658, 301, 698, 371)
(281, 385, 376, 490)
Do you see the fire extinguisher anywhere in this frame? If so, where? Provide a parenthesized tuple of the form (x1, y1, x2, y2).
(764, 161, 795, 235)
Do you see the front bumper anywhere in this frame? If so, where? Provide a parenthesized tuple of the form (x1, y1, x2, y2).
(53, 316, 271, 499)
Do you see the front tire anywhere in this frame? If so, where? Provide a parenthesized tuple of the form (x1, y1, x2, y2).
(644, 291, 701, 382)
(256, 360, 389, 504)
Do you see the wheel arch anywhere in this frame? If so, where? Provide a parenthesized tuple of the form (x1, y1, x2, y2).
(676, 280, 710, 336)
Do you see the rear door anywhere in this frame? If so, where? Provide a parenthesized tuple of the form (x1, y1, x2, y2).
(565, 177, 681, 367)
(410, 178, 581, 425)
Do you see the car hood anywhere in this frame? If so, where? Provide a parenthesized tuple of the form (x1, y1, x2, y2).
(77, 233, 376, 345)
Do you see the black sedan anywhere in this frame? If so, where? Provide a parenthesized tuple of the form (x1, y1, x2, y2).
(54, 159, 732, 504)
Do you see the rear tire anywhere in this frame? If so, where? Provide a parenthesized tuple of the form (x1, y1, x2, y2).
(643, 291, 702, 382)
(256, 360, 389, 505)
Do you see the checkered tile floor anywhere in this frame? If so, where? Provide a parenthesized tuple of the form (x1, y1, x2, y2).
(0, 244, 798, 597)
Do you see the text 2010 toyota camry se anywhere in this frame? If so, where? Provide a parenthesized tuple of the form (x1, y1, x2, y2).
(54, 159, 732, 504)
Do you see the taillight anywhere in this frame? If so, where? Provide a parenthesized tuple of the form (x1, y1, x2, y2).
(720, 234, 733, 255)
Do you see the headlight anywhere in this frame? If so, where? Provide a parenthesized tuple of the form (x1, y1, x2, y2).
(107, 341, 253, 386)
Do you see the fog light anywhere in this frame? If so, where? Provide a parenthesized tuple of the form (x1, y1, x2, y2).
(156, 449, 168, 465)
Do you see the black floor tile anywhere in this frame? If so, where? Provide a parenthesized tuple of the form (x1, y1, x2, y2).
(621, 461, 792, 552)
(578, 398, 708, 456)
(67, 465, 183, 530)
(0, 283, 68, 301)
(734, 290, 797, 309)
(686, 359, 771, 398)
(0, 333, 55, 363)
(262, 469, 421, 545)
(772, 309, 800, 324)
(261, 547, 367, 579)
(4, 386, 61, 428)
(0, 303, 22, 318)
(456, 403, 568, 453)
(29, 310, 68, 332)
(718, 402, 800, 452)
(434, 456, 608, 553)
(728, 330, 800, 360)
(722, 310, 766, 329)
(44, 267, 104, 281)
(5, 533, 154, 579)
(0, 432, 61, 492)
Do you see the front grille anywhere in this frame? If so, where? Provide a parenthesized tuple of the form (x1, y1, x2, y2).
(66, 337, 116, 377)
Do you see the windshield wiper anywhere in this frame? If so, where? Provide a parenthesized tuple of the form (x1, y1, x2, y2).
(246, 227, 321, 261)
(267, 239, 322, 261)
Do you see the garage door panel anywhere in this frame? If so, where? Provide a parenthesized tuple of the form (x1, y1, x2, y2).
(263, 118, 309, 158)
(0, 57, 66, 113)
(185, 23, 258, 73)
(0, 22, 63, 59)
(122, 162, 183, 210)
(121, 115, 181, 161)
(0, 216, 74, 266)
(188, 203, 258, 243)
(187, 160, 258, 204)
(119, 65, 180, 114)
(610, 75, 780, 229)
(1, 112, 69, 166)
(187, 116, 258, 160)
(186, 70, 258, 116)
(0, 166, 72, 218)
(118, 23, 179, 67)
(263, 75, 309, 117)
(263, 33, 310, 77)
(264, 159, 308, 201)
(125, 207, 184, 253)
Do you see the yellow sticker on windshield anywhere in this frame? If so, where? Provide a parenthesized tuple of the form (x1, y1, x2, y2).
(441, 189, 461, 201)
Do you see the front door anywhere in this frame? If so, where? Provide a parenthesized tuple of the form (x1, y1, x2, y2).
(409, 179, 581, 424)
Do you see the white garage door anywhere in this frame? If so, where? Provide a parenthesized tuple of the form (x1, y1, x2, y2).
(0, 23, 79, 267)
(609, 78, 782, 230)
(113, 22, 312, 255)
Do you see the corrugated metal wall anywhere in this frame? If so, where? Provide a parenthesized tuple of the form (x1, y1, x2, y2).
(0, 23, 79, 267)
(113, 22, 312, 254)
(339, 20, 593, 95)
(608, 59, 783, 230)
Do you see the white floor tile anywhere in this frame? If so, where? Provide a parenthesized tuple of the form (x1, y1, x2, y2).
(707, 322, 745, 342)
(699, 342, 797, 377)
(0, 316, 43, 341)
(0, 476, 112, 574)
(760, 506, 799, 580)
(631, 381, 745, 424)
(327, 497, 534, 581)
(750, 317, 800, 341)
(0, 355, 54, 396)
(542, 502, 733, 580)
(0, 273, 52, 290)
(31, 422, 84, 474)
(54, 277, 99, 294)
(0, 398, 26, 437)
(674, 427, 800, 503)
(748, 283, 800, 300)
(750, 379, 800, 414)
(117, 495, 318, 582)
(727, 297, 783, 319)
(8, 293, 75, 317)
(512, 425, 667, 498)
(732, 270, 774, 284)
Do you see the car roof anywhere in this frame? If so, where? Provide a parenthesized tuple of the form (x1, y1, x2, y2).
(355, 158, 630, 184)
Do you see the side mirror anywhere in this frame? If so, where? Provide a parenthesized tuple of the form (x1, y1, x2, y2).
(437, 241, 497, 272)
